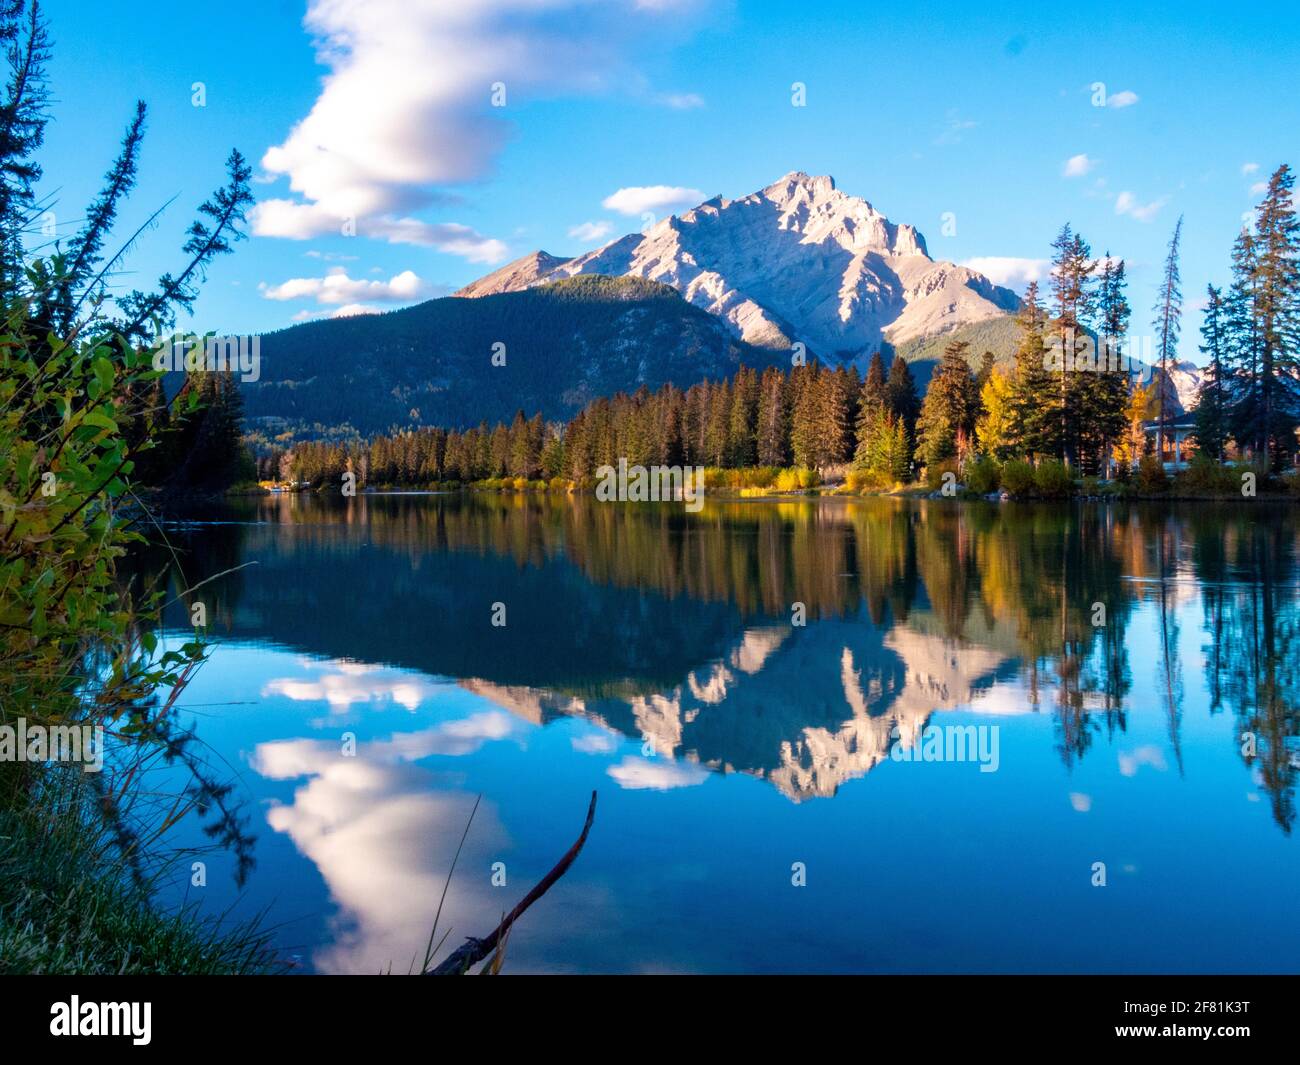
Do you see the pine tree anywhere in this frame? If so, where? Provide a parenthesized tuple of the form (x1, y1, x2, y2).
(1223, 227, 1262, 454)
(915, 340, 977, 469)
(1249, 164, 1300, 467)
(755, 367, 788, 466)
(1085, 254, 1133, 475)
(884, 355, 919, 464)
(0, 1, 50, 293)
(977, 351, 993, 397)
(812, 365, 852, 466)
(1151, 216, 1184, 462)
(1194, 284, 1231, 461)
(1048, 224, 1096, 466)
(703, 379, 731, 467)
(790, 365, 820, 469)
(727, 365, 758, 467)
(853, 352, 887, 468)
(864, 413, 911, 484)
(1010, 281, 1059, 459)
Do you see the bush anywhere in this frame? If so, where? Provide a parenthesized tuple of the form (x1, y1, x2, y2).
(965, 456, 1000, 494)
(1001, 460, 1036, 497)
(797, 468, 820, 489)
(1034, 460, 1074, 499)
(774, 468, 801, 492)
(924, 457, 960, 492)
(548, 476, 570, 492)
(1136, 455, 1169, 494)
(1173, 456, 1241, 495)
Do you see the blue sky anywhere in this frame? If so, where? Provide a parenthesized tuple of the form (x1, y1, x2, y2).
(36, 0, 1300, 360)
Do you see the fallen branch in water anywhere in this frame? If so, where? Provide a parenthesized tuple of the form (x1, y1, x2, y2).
(425, 790, 597, 975)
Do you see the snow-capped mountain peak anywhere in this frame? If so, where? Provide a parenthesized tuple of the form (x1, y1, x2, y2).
(457, 172, 1021, 359)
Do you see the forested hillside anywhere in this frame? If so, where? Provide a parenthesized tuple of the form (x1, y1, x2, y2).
(243, 275, 777, 438)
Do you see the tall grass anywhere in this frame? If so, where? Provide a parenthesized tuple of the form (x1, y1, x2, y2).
(0, 763, 277, 974)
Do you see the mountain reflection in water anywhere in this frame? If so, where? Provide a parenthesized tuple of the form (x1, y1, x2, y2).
(137, 493, 1300, 973)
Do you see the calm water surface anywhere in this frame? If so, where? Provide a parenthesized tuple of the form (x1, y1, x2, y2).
(141, 494, 1300, 973)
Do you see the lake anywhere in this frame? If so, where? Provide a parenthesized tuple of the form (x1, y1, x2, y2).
(138, 493, 1300, 973)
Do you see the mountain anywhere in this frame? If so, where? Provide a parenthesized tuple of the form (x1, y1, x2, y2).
(1165, 359, 1203, 413)
(243, 275, 773, 436)
(457, 171, 1021, 359)
(453, 250, 572, 298)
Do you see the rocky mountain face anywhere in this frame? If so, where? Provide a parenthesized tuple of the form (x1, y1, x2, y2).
(457, 171, 1021, 359)
(1165, 360, 1203, 414)
(454, 250, 572, 298)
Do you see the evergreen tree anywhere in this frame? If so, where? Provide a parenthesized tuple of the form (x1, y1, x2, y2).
(1085, 254, 1133, 475)
(813, 365, 852, 466)
(755, 367, 788, 466)
(1223, 227, 1262, 454)
(1195, 284, 1231, 461)
(1010, 281, 1060, 459)
(1151, 216, 1184, 461)
(884, 355, 919, 464)
(915, 340, 977, 468)
(703, 379, 731, 467)
(853, 352, 887, 469)
(0, 1, 49, 292)
(973, 349, 996, 406)
(727, 365, 758, 467)
(864, 413, 911, 484)
(1048, 224, 1096, 465)
(1249, 164, 1300, 467)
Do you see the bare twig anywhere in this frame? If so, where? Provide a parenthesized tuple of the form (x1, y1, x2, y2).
(426, 790, 597, 976)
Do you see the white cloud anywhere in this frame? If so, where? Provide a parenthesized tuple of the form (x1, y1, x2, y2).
(1062, 153, 1096, 178)
(607, 755, 709, 790)
(657, 91, 704, 109)
(602, 185, 705, 216)
(366, 218, 508, 260)
(1115, 190, 1167, 222)
(1118, 745, 1167, 777)
(572, 731, 619, 754)
(332, 303, 380, 318)
(262, 662, 437, 710)
(251, 200, 506, 262)
(305, 250, 358, 262)
(568, 220, 614, 243)
(261, 267, 426, 306)
(1250, 180, 1268, 196)
(1107, 89, 1139, 108)
(248, 736, 513, 974)
(1241, 162, 1259, 175)
(961, 256, 1049, 291)
(256, 0, 701, 257)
